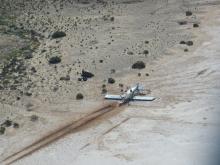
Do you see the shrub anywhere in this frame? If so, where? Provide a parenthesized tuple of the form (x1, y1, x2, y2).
(81, 70, 94, 78)
(180, 41, 186, 44)
(143, 50, 149, 55)
(132, 61, 145, 69)
(60, 75, 70, 81)
(102, 88, 107, 94)
(49, 56, 61, 64)
(178, 21, 187, 25)
(0, 127, 5, 135)
(193, 23, 199, 28)
(108, 78, 115, 84)
(2, 120, 12, 127)
(76, 93, 84, 100)
(30, 115, 38, 122)
(13, 123, 19, 128)
(51, 31, 66, 39)
(186, 41, 193, 46)
(186, 11, 192, 16)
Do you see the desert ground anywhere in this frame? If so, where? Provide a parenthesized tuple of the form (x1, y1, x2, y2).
(0, 0, 220, 165)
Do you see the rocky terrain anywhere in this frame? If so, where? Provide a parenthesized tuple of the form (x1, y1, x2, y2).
(0, 0, 220, 165)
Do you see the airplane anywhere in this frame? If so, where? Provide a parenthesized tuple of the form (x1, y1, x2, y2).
(104, 83, 155, 105)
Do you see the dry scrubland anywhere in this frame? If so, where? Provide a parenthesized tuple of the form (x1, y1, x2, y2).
(0, 0, 220, 165)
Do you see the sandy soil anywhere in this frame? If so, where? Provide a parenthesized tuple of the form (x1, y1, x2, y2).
(0, 0, 220, 165)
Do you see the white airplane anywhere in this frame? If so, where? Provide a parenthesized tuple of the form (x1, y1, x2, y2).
(105, 83, 155, 104)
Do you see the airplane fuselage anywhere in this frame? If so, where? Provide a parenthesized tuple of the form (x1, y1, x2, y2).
(121, 85, 139, 104)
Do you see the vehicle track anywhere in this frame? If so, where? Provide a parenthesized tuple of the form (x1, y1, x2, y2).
(2, 102, 119, 165)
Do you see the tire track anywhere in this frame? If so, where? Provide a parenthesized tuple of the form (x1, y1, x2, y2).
(2, 102, 119, 165)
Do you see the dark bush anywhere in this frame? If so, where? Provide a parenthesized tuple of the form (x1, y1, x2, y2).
(108, 78, 115, 84)
(13, 123, 19, 128)
(2, 120, 12, 127)
(0, 127, 5, 135)
(193, 23, 199, 28)
(24, 51, 33, 59)
(83, 77, 87, 81)
(110, 69, 116, 74)
(127, 51, 134, 55)
(143, 50, 149, 55)
(186, 11, 192, 16)
(186, 41, 193, 46)
(60, 75, 70, 81)
(30, 115, 38, 122)
(102, 88, 107, 94)
(81, 70, 94, 78)
(132, 61, 145, 69)
(119, 83, 123, 87)
(184, 48, 188, 52)
(49, 56, 61, 64)
(25, 92, 32, 96)
(138, 73, 141, 76)
(51, 31, 66, 39)
(53, 86, 59, 92)
(178, 21, 187, 25)
(76, 93, 84, 100)
(180, 41, 186, 44)
(110, 17, 114, 21)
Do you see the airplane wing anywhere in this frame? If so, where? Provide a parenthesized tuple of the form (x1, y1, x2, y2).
(104, 94, 123, 100)
(132, 96, 155, 101)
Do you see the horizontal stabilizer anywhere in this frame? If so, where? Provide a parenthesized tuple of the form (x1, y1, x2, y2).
(104, 94, 123, 100)
(132, 96, 155, 101)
